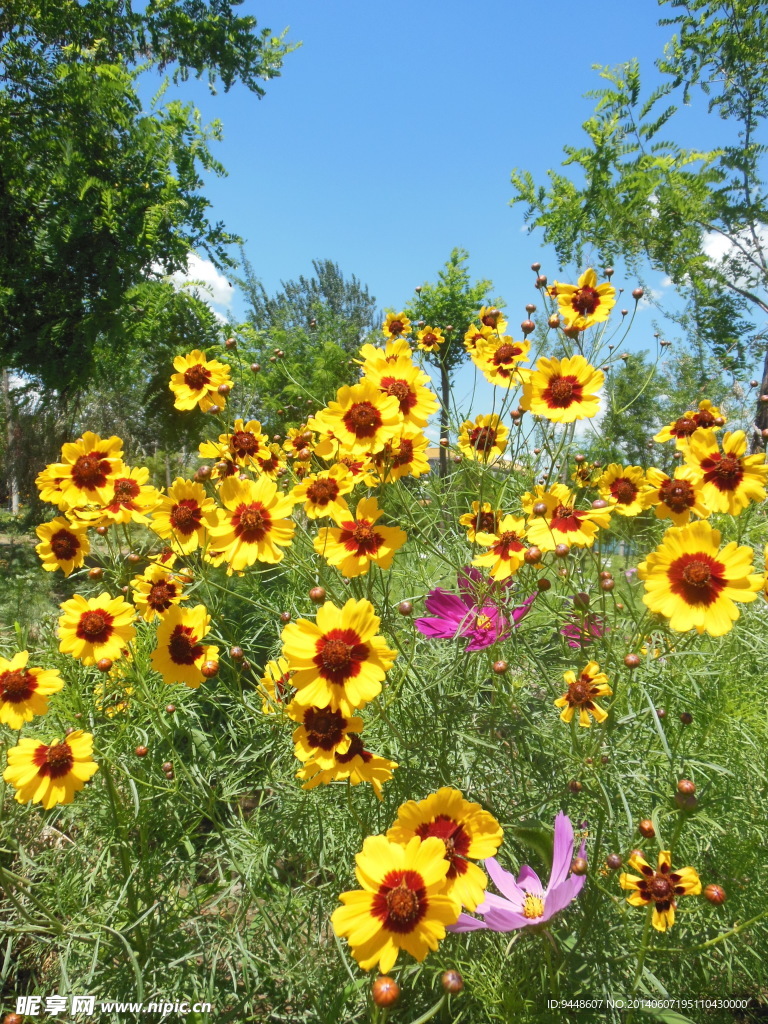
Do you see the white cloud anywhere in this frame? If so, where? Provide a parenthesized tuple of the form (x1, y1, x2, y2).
(152, 253, 233, 315)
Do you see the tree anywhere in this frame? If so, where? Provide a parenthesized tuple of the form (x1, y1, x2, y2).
(403, 249, 498, 476)
(509, 0, 768, 446)
(0, 1, 294, 391)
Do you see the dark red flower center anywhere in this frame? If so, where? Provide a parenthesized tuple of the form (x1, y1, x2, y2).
(474, 510, 497, 533)
(168, 624, 203, 665)
(469, 426, 497, 452)
(306, 478, 339, 505)
(423, 332, 437, 346)
(112, 478, 140, 505)
(659, 478, 695, 513)
(388, 319, 405, 335)
(343, 401, 383, 439)
(701, 453, 744, 492)
(313, 628, 368, 685)
(571, 285, 600, 316)
(494, 342, 522, 366)
(233, 502, 271, 543)
(303, 705, 348, 749)
(381, 377, 417, 414)
(481, 310, 502, 328)
(373, 870, 428, 933)
(340, 519, 383, 556)
(610, 478, 638, 505)
(334, 734, 371, 764)
(694, 408, 716, 428)
(671, 416, 697, 438)
(415, 815, 471, 878)
(148, 580, 177, 611)
(184, 364, 211, 391)
(650, 876, 672, 900)
(71, 452, 111, 490)
(50, 529, 80, 560)
(545, 375, 583, 408)
(495, 530, 524, 556)
(169, 499, 203, 535)
(77, 609, 114, 643)
(668, 552, 725, 606)
(32, 741, 74, 779)
(229, 430, 260, 458)
(566, 676, 597, 708)
(0, 668, 37, 703)
(550, 504, 583, 532)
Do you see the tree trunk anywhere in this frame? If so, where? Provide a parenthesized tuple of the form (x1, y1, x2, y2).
(751, 345, 768, 453)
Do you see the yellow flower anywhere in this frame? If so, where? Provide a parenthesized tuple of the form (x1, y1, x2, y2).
(463, 323, 493, 353)
(150, 478, 219, 554)
(596, 464, 655, 517)
(282, 425, 316, 460)
(169, 350, 231, 412)
(645, 466, 709, 527)
(549, 268, 615, 330)
(620, 850, 701, 931)
(315, 496, 407, 578)
(477, 306, 507, 332)
(473, 335, 531, 389)
(151, 604, 219, 688)
(387, 787, 503, 911)
(472, 514, 527, 581)
(131, 563, 191, 622)
(199, 419, 269, 467)
(310, 382, 402, 457)
(382, 311, 412, 338)
(35, 517, 90, 576)
(291, 464, 353, 519)
(297, 736, 398, 799)
(90, 466, 162, 525)
(42, 432, 124, 510)
(521, 355, 603, 423)
(637, 520, 763, 636)
(457, 414, 508, 463)
(654, 399, 725, 447)
(259, 657, 294, 714)
(685, 429, 768, 515)
(459, 502, 502, 542)
(254, 442, 287, 478)
(3, 731, 98, 809)
(331, 835, 460, 973)
(554, 662, 612, 726)
(416, 325, 445, 353)
(58, 593, 136, 665)
(286, 701, 363, 767)
(523, 483, 610, 551)
(363, 426, 431, 484)
(0, 652, 64, 729)
(363, 361, 439, 428)
(358, 339, 414, 374)
(281, 598, 397, 716)
(207, 475, 295, 573)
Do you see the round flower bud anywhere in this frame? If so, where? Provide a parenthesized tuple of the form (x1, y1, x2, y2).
(571, 857, 588, 876)
(704, 884, 726, 905)
(397, 600, 414, 616)
(574, 453, 586, 463)
(677, 779, 696, 796)
(573, 592, 590, 610)
(225, 337, 237, 349)
(250, 363, 261, 373)
(309, 586, 326, 604)
(675, 791, 698, 811)
(452, 455, 462, 464)
(632, 287, 644, 300)
(4, 1014, 25, 1024)
(201, 660, 219, 678)
(135, 745, 149, 758)
(548, 314, 560, 328)
(638, 819, 655, 838)
(604, 267, 614, 279)
(537, 578, 552, 592)
(279, 611, 292, 623)
(492, 660, 508, 675)
(605, 854, 622, 871)
(524, 546, 542, 565)
(230, 646, 245, 660)
(568, 780, 582, 794)
(680, 711, 693, 725)
(525, 303, 536, 314)
(441, 969, 464, 994)
(592, 498, 609, 509)
(126, 552, 141, 565)
(536, 275, 548, 288)
(532, 501, 548, 517)
(439, 438, 449, 447)
(371, 976, 400, 1007)
(600, 578, 615, 592)
(96, 658, 113, 673)
(749, 379, 759, 388)
(599, 570, 612, 580)
(531, 262, 541, 272)
(88, 566, 103, 580)
(521, 319, 535, 335)
(554, 543, 570, 559)
(656, 707, 666, 719)
(95, 525, 109, 536)
(165, 704, 176, 714)
(624, 653, 641, 669)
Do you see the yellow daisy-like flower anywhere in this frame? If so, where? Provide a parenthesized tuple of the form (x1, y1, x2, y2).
(45, 432, 125, 510)
(554, 661, 612, 727)
(35, 516, 90, 576)
(457, 414, 508, 463)
(473, 335, 531, 389)
(416, 325, 445, 353)
(207, 475, 295, 573)
(523, 483, 611, 552)
(34, 464, 68, 507)
(282, 425, 316, 460)
(91, 466, 162, 525)
(459, 502, 502, 542)
(521, 355, 604, 423)
(150, 478, 219, 554)
(130, 563, 191, 622)
(473, 514, 527, 581)
(382, 311, 412, 338)
(620, 850, 701, 932)
(199, 419, 269, 467)
(0, 652, 64, 729)
(364, 361, 439, 429)
(259, 657, 294, 714)
(637, 520, 763, 636)
(3, 731, 99, 809)
(477, 306, 507, 332)
(386, 787, 503, 912)
(151, 604, 219, 688)
(331, 835, 461, 973)
(310, 382, 402, 457)
(315, 496, 407, 578)
(254, 442, 287, 479)
(571, 460, 600, 488)
(169, 349, 231, 412)
(286, 700, 363, 767)
(363, 426, 431, 485)
(596, 464, 656, 517)
(358, 339, 414, 374)
(291, 464, 353, 519)
(297, 736, 398, 799)
(685, 429, 768, 515)
(463, 323, 493, 353)
(549, 268, 616, 330)
(645, 466, 709, 527)
(654, 399, 725, 447)
(58, 593, 136, 666)
(280, 598, 397, 716)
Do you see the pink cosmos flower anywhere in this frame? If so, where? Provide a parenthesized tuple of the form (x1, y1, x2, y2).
(449, 812, 586, 931)
(560, 612, 607, 649)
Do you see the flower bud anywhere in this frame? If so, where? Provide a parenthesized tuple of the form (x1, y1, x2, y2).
(624, 653, 641, 669)
(225, 337, 237, 349)
(165, 704, 176, 714)
(96, 658, 113, 673)
(568, 779, 582, 794)
(537, 578, 552, 591)
(605, 853, 622, 871)
(309, 587, 326, 604)
(492, 660, 508, 675)
(632, 287, 644, 300)
(372, 976, 400, 1007)
(536, 275, 548, 288)
(524, 546, 542, 564)
(525, 303, 536, 314)
(531, 262, 541, 272)
(251, 363, 261, 373)
(201, 660, 219, 678)
(532, 501, 548, 516)
(135, 745, 149, 757)
(217, 384, 231, 396)
(638, 819, 655, 838)
(600, 578, 615, 591)
(548, 315, 560, 328)
(680, 711, 693, 725)
(162, 761, 173, 773)
(88, 566, 103, 580)
(704, 884, 726, 904)
(592, 498, 609, 509)
(279, 611, 292, 623)
(521, 319, 535, 335)
(442, 969, 464, 993)
(677, 779, 696, 795)
(571, 856, 588, 875)
(230, 646, 245, 660)
(398, 600, 413, 616)
(554, 543, 570, 558)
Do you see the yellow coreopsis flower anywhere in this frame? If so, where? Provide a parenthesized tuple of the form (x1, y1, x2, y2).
(596, 464, 655, 517)
(473, 335, 531, 389)
(363, 425, 431, 484)
(35, 516, 90, 576)
(286, 700, 363, 767)
(58, 593, 136, 665)
(199, 419, 269, 467)
(310, 381, 402, 457)
(291, 464, 353, 519)
(554, 662, 612, 727)
(92, 466, 162, 525)
(477, 306, 507, 332)
(382, 311, 412, 338)
(457, 414, 508, 463)
(459, 502, 502, 542)
(3, 731, 99, 809)
(416, 325, 445, 353)
(523, 483, 610, 551)
(207, 475, 295, 573)
(549, 268, 616, 330)
(169, 349, 231, 412)
(654, 399, 725, 447)
(130, 563, 191, 622)
(259, 657, 294, 714)
(685, 429, 768, 515)
(314, 496, 407, 577)
(0, 652, 64, 729)
(521, 355, 603, 423)
(297, 736, 398, 799)
(363, 361, 439, 428)
(150, 478, 219, 554)
(463, 323, 493, 353)
(41, 432, 125, 510)
(620, 850, 701, 932)
(472, 514, 527, 581)
(150, 604, 219, 688)
(645, 466, 709, 527)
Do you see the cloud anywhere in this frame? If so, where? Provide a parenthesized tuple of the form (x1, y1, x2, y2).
(153, 254, 233, 315)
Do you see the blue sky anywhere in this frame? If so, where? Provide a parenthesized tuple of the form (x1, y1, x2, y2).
(151, 0, 735, 418)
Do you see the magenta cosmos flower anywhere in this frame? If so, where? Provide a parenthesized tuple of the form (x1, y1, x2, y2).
(415, 569, 535, 652)
(450, 812, 586, 931)
(560, 612, 607, 649)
